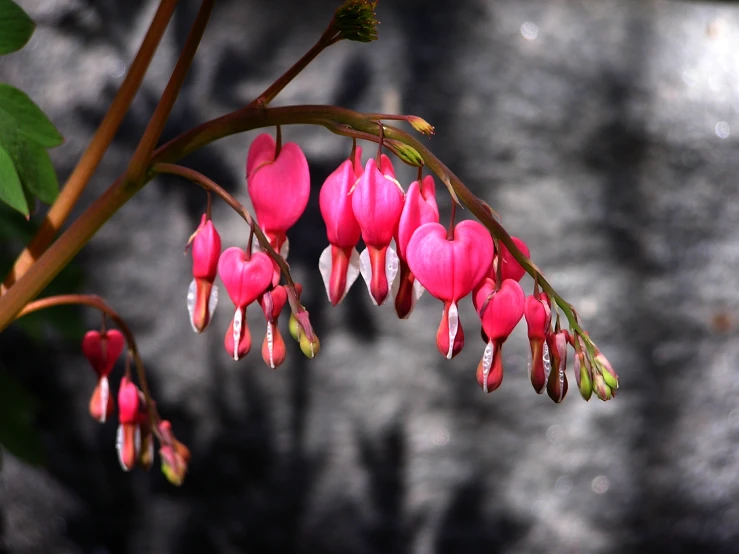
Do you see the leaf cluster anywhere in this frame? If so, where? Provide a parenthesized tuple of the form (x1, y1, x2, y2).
(0, 0, 63, 217)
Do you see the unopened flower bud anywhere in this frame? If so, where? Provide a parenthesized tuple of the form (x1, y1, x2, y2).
(158, 420, 191, 486)
(593, 373, 613, 401)
(116, 377, 142, 471)
(594, 351, 619, 391)
(288, 312, 302, 342)
(574, 347, 593, 401)
(299, 331, 320, 359)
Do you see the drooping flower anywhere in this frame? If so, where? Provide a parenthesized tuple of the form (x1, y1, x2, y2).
(259, 285, 288, 368)
(158, 420, 191, 486)
(351, 156, 404, 306)
(218, 247, 274, 361)
(82, 329, 125, 423)
(546, 329, 570, 403)
(318, 148, 363, 305)
(524, 292, 552, 394)
(186, 214, 221, 333)
(475, 278, 525, 392)
(116, 376, 141, 471)
(393, 175, 439, 319)
(246, 133, 310, 256)
(406, 220, 494, 358)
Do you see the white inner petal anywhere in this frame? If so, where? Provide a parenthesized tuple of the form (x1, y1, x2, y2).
(385, 246, 399, 293)
(266, 321, 275, 368)
(542, 341, 552, 382)
(358, 248, 377, 306)
(280, 238, 290, 260)
(482, 340, 494, 393)
(187, 279, 197, 333)
(208, 284, 218, 322)
(99, 376, 109, 424)
(233, 307, 243, 361)
(318, 245, 333, 301)
(446, 301, 459, 359)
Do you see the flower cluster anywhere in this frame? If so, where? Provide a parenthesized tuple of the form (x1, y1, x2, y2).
(79, 129, 618, 487)
(82, 329, 189, 484)
(185, 130, 618, 403)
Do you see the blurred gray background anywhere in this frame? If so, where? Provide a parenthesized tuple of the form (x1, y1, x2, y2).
(2, 0, 739, 552)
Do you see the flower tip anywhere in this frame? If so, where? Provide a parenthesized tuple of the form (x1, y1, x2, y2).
(333, 0, 379, 43)
(407, 115, 435, 136)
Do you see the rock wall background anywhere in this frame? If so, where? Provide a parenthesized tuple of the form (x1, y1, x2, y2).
(2, 0, 739, 552)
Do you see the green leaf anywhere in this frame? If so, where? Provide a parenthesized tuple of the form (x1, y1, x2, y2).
(0, 369, 45, 466)
(0, 84, 63, 148)
(0, 141, 28, 216)
(0, 108, 59, 205)
(0, 0, 35, 55)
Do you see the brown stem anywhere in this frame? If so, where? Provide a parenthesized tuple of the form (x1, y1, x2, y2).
(249, 27, 338, 108)
(2, 0, 181, 292)
(122, 0, 214, 191)
(16, 294, 161, 435)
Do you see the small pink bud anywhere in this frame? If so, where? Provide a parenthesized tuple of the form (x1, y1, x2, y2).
(476, 278, 525, 341)
(187, 214, 222, 333)
(225, 307, 252, 361)
(524, 294, 552, 394)
(82, 329, 125, 378)
(247, 133, 310, 253)
(546, 330, 570, 403)
(116, 377, 141, 471)
(117, 377, 140, 424)
(351, 158, 404, 305)
(476, 340, 504, 393)
(158, 420, 191, 486)
(436, 301, 465, 359)
(259, 287, 289, 369)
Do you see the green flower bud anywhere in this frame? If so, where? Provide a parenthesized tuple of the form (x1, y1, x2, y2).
(299, 332, 320, 359)
(288, 312, 302, 342)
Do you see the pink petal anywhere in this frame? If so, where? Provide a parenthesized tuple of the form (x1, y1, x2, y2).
(319, 159, 361, 249)
(218, 248, 274, 308)
(351, 158, 404, 249)
(478, 279, 525, 341)
(246, 133, 276, 179)
(395, 177, 439, 261)
(248, 141, 310, 235)
(82, 329, 125, 378)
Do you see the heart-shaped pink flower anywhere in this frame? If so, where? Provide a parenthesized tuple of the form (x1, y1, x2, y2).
(218, 248, 274, 308)
(525, 293, 552, 394)
(476, 278, 525, 341)
(351, 157, 405, 305)
(318, 154, 363, 306)
(406, 220, 493, 303)
(82, 329, 125, 378)
(406, 220, 493, 358)
(246, 133, 310, 251)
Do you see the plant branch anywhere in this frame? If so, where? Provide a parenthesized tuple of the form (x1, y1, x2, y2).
(122, 0, 214, 190)
(2, 0, 181, 292)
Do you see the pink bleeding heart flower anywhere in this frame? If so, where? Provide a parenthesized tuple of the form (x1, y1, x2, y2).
(259, 285, 288, 369)
(246, 133, 310, 255)
(351, 157, 405, 306)
(406, 220, 494, 359)
(187, 214, 222, 333)
(82, 329, 125, 423)
(524, 293, 552, 394)
(116, 376, 141, 471)
(472, 236, 530, 312)
(351, 155, 403, 304)
(218, 246, 274, 361)
(393, 175, 439, 319)
(474, 278, 525, 393)
(546, 329, 570, 403)
(318, 149, 363, 306)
